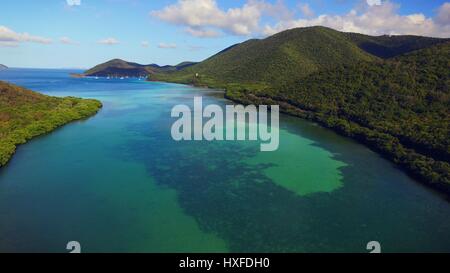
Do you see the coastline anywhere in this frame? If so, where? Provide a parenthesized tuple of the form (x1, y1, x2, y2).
(149, 78, 450, 198)
(227, 92, 450, 197)
(0, 81, 103, 168)
(0, 102, 102, 168)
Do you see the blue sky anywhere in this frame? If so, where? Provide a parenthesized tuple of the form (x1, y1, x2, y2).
(0, 0, 449, 68)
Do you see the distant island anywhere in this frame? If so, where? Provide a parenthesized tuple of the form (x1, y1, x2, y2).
(0, 64, 7, 70)
(80, 59, 197, 78)
(146, 26, 450, 194)
(0, 81, 102, 167)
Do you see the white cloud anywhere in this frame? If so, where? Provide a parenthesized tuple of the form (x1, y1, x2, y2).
(152, 0, 450, 39)
(298, 3, 314, 18)
(185, 27, 221, 37)
(151, 0, 279, 36)
(66, 0, 81, 6)
(158, 43, 177, 49)
(436, 2, 450, 26)
(60, 37, 79, 45)
(366, 0, 382, 6)
(98, 37, 120, 45)
(263, 2, 450, 38)
(141, 41, 150, 47)
(0, 25, 52, 47)
(0, 41, 18, 47)
(259, 0, 294, 21)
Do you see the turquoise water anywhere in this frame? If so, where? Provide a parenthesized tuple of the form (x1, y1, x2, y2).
(0, 68, 449, 253)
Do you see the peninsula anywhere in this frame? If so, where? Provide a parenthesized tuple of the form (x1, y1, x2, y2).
(81, 59, 197, 78)
(0, 81, 102, 166)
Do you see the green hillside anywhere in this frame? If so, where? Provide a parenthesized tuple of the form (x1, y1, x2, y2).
(150, 26, 450, 193)
(270, 43, 450, 163)
(345, 32, 448, 58)
(152, 26, 377, 87)
(83, 59, 197, 77)
(150, 26, 447, 87)
(228, 42, 450, 193)
(0, 81, 102, 166)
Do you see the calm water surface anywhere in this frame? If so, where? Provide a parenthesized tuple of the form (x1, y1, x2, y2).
(0, 68, 449, 253)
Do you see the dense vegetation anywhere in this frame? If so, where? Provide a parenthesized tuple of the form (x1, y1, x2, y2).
(83, 59, 196, 77)
(149, 26, 450, 194)
(151, 26, 447, 86)
(0, 81, 102, 166)
(345, 32, 448, 58)
(228, 43, 450, 193)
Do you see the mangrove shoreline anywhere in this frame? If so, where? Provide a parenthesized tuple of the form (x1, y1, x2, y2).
(0, 81, 103, 168)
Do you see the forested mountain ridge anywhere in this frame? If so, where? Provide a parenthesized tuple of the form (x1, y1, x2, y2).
(150, 26, 448, 87)
(345, 32, 448, 58)
(152, 27, 378, 87)
(226, 42, 449, 192)
(149, 26, 450, 194)
(267, 42, 449, 161)
(83, 59, 197, 77)
(0, 81, 102, 166)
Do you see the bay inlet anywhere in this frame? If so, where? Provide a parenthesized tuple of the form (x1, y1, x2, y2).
(0, 68, 449, 253)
